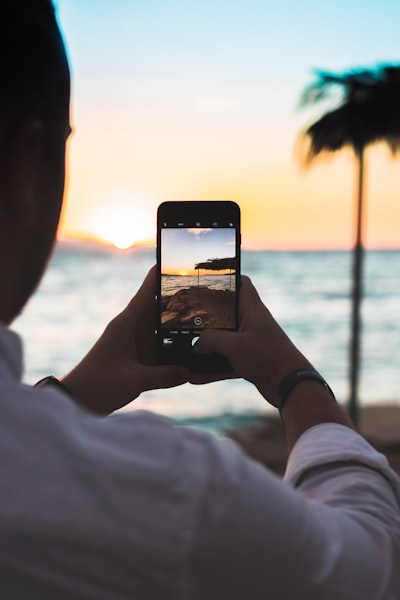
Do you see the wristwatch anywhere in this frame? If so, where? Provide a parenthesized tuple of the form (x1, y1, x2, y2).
(278, 368, 335, 418)
(34, 375, 72, 397)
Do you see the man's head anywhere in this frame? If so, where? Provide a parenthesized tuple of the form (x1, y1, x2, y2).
(0, 0, 71, 323)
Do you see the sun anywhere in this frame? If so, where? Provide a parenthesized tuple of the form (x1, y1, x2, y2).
(102, 222, 137, 249)
(178, 270, 189, 276)
(89, 213, 155, 250)
(110, 230, 137, 250)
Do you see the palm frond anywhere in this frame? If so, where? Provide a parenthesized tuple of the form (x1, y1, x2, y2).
(299, 63, 400, 160)
(298, 70, 344, 108)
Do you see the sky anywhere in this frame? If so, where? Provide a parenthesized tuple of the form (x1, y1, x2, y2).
(55, 0, 400, 250)
(161, 228, 236, 274)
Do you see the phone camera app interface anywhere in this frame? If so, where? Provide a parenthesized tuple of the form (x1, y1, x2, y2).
(160, 227, 238, 332)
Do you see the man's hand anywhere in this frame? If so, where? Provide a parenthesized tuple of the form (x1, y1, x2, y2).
(61, 267, 189, 415)
(191, 276, 354, 451)
(190, 276, 310, 405)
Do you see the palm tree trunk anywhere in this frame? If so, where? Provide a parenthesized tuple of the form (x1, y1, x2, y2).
(348, 146, 365, 426)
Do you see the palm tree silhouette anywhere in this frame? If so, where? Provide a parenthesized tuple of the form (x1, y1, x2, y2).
(299, 64, 400, 425)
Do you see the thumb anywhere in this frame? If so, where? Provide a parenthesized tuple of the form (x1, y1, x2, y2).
(123, 266, 156, 315)
(193, 329, 238, 361)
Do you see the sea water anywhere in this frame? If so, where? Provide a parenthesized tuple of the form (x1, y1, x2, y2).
(162, 274, 236, 295)
(14, 243, 400, 434)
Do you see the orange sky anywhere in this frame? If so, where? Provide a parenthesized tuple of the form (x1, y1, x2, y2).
(61, 128, 400, 251)
(57, 1, 400, 251)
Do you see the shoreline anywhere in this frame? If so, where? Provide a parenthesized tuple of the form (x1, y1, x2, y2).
(226, 403, 400, 476)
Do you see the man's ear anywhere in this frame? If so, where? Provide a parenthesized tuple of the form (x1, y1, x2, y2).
(2, 119, 45, 228)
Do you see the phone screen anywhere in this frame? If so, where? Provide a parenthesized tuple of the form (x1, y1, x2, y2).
(156, 201, 240, 372)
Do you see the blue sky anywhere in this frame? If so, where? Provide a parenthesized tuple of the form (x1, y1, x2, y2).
(161, 227, 236, 273)
(58, 0, 400, 107)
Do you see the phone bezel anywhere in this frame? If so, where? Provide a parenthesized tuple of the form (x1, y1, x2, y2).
(156, 200, 241, 373)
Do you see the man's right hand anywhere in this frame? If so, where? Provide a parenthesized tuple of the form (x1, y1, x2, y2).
(190, 276, 312, 407)
(191, 275, 354, 450)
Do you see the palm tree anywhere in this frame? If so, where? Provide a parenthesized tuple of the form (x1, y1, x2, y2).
(194, 257, 237, 289)
(299, 64, 400, 425)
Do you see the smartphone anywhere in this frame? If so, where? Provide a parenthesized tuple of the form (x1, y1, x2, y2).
(156, 200, 241, 373)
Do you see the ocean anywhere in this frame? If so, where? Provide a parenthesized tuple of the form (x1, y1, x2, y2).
(162, 273, 236, 295)
(14, 242, 400, 435)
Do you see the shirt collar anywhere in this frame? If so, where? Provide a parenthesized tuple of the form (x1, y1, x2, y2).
(0, 322, 23, 383)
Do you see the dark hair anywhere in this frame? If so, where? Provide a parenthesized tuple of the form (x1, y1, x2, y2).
(0, 0, 69, 127)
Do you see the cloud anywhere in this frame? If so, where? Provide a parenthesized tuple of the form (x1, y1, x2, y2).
(187, 228, 213, 238)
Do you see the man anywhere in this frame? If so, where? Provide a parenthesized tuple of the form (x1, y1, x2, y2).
(0, 2, 399, 599)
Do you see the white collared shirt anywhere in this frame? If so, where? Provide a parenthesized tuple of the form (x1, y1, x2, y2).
(0, 324, 399, 599)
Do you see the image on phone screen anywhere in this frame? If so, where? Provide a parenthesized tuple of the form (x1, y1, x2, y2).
(161, 227, 237, 329)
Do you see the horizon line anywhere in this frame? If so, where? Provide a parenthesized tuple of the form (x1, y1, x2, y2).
(57, 235, 400, 253)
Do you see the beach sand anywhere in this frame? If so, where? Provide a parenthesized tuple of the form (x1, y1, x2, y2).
(227, 404, 400, 476)
(161, 286, 235, 329)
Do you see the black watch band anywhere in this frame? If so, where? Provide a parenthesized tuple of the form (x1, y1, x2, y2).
(277, 368, 335, 418)
(34, 375, 72, 397)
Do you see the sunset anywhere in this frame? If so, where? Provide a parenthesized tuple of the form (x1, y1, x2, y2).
(56, 0, 400, 250)
(2, 4, 400, 593)
(161, 227, 236, 275)
(12, 1, 399, 417)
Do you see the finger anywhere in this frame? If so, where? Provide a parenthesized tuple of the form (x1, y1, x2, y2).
(126, 265, 157, 311)
(189, 371, 238, 385)
(138, 364, 190, 392)
(237, 275, 264, 321)
(117, 266, 157, 332)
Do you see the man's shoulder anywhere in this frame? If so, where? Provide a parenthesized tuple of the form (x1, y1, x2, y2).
(0, 382, 223, 593)
(0, 381, 218, 525)
(0, 379, 254, 519)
